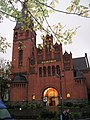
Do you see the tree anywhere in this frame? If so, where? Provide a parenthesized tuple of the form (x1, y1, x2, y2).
(0, 0, 90, 48)
(0, 59, 11, 101)
(0, 35, 11, 53)
(0, 12, 11, 53)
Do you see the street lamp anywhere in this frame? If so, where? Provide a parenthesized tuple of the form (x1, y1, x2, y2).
(57, 69, 64, 120)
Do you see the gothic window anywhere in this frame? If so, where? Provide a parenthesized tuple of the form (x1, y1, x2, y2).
(56, 65, 60, 75)
(45, 45, 49, 53)
(48, 66, 51, 76)
(39, 67, 42, 77)
(19, 49, 23, 65)
(52, 66, 55, 76)
(32, 52, 34, 56)
(32, 46, 34, 51)
(14, 32, 18, 38)
(32, 47, 34, 56)
(30, 58, 35, 65)
(55, 46, 59, 51)
(43, 66, 46, 77)
(26, 30, 29, 36)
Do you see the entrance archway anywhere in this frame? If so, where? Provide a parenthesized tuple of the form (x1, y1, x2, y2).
(43, 88, 59, 106)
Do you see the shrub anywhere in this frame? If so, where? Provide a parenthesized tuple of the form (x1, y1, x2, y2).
(78, 103, 85, 108)
(21, 102, 29, 109)
(40, 109, 57, 119)
(64, 102, 73, 107)
(82, 111, 90, 117)
(72, 112, 81, 119)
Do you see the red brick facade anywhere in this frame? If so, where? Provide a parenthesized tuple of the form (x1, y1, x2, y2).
(10, 24, 90, 105)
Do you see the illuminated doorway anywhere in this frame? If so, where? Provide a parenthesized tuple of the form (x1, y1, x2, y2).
(43, 88, 59, 106)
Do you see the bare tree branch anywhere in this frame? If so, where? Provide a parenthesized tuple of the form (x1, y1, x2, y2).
(35, 0, 90, 18)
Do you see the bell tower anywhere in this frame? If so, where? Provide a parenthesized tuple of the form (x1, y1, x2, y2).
(12, 22, 36, 74)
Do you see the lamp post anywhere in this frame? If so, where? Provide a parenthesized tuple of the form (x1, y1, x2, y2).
(60, 75, 63, 120)
(57, 69, 64, 120)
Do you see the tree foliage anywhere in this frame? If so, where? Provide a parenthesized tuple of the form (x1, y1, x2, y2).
(0, 35, 11, 53)
(0, 59, 12, 101)
(0, 0, 90, 51)
(66, 0, 90, 17)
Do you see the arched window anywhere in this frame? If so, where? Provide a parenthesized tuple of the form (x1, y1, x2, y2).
(55, 46, 59, 51)
(48, 66, 51, 76)
(14, 32, 18, 39)
(56, 65, 60, 75)
(43, 66, 46, 77)
(26, 30, 29, 36)
(19, 49, 23, 65)
(39, 67, 42, 77)
(52, 66, 55, 76)
(32, 46, 34, 56)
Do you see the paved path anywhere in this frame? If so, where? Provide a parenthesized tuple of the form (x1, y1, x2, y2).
(78, 118, 90, 120)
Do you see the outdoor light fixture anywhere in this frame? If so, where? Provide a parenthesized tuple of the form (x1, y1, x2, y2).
(56, 68, 64, 120)
(32, 95, 35, 100)
(19, 107, 22, 111)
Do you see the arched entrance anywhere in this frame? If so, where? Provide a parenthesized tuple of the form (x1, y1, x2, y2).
(43, 88, 59, 106)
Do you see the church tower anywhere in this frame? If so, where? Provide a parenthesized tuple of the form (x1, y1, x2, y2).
(10, 18, 37, 101)
(12, 21, 36, 74)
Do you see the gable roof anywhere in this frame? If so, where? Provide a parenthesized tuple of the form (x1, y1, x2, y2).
(72, 57, 87, 70)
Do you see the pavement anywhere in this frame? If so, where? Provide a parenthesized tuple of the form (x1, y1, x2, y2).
(78, 118, 90, 120)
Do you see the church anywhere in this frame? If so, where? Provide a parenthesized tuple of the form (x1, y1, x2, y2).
(10, 22, 90, 106)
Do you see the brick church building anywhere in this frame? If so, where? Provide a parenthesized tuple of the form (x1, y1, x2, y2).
(10, 22, 90, 106)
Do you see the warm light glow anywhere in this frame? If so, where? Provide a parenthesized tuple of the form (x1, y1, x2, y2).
(44, 88, 58, 97)
(43, 88, 59, 106)
(32, 95, 35, 100)
(67, 93, 70, 98)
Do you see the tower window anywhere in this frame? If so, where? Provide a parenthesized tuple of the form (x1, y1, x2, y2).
(43, 67, 46, 77)
(52, 66, 55, 76)
(48, 66, 51, 76)
(32, 52, 34, 56)
(32, 47, 34, 51)
(32, 47, 34, 56)
(26, 30, 29, 36)
(19, 49, 23, 65)
(45, 45, 49, 53)
(39, 67, 42, 77)
(14, 32, 18, 38)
